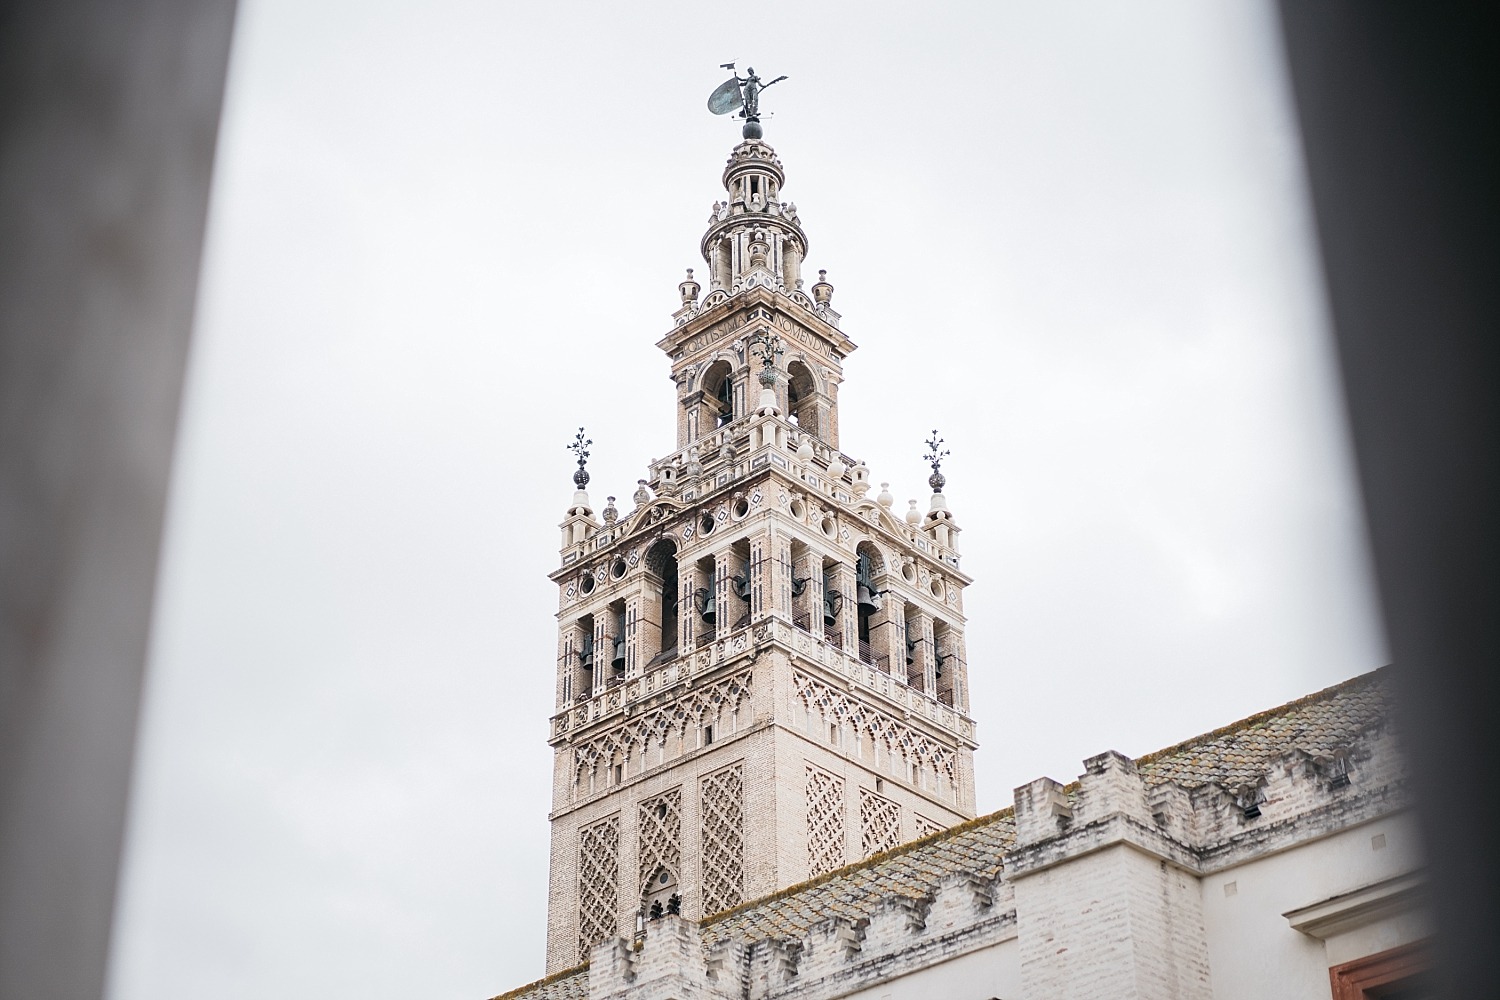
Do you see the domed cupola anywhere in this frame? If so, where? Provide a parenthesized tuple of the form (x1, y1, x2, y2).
(700, 140, 809, 295)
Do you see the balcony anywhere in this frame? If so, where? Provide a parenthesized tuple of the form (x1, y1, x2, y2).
(551, 616, 973, 746)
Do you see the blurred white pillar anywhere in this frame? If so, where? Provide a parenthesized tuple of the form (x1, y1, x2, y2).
(0, 2, 237, 997)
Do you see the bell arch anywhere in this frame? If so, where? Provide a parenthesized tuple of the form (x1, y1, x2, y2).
(786, 359, 818, 435)
(855, 542, 896, 672)
(642, 538, 680, 667)
(702, 359, 736, 431)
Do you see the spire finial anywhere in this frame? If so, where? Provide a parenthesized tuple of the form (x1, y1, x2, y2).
(568, 427, 593, 489)
(707, 63, 788, 139)
(923, 430, 950, 493)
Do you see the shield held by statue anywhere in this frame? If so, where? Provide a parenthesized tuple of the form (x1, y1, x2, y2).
(707, 77, 743, 115)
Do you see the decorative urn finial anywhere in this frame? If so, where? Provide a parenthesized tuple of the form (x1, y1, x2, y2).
(811, 269, 834, 306)
(679, 268, 700, 306)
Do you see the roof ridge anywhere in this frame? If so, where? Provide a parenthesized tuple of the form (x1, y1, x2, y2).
(702, 804, 1016, 927)
(1134, 667, 1389, 771)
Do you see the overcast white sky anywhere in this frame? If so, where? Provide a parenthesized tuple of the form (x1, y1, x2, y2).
(107, 2, 1386, 998)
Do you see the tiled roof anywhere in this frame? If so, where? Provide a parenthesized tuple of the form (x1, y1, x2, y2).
(491, 669, 1394, 990)
(703, 809, 1015, 946)
(702, 668, 1392, 947)
(490, 966, 587, 1000)
(1134, 668, 1393, 790)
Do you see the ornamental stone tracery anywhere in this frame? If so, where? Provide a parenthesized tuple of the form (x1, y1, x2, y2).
(637, 788, 683, 895)
(576, 816, 619, 963)
(859, 787, 902, 858)
(570, 670, 753, 791)
(792, 670, 959, 791)
(805, 764, 846, 878)
(699, 763, 746, 915)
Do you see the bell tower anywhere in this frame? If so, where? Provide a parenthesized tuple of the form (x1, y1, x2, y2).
(542, 87, 979, 974)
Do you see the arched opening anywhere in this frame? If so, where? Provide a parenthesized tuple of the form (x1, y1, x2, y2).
(702, 360, 735, 429)
(786, 361, 817, 434)
(574, 613, 596, 699)
(728, 538, 752, 630)
(694, 554, 718, 646)
(854, 543, 891, 671)
(604, 601, 626, 684)
(903, 602, 926, 691)
(644, 539, 679, 667)
(790, 539, 815, 634)
(821, 557, 844, 649)
(642, 867, 681, 922)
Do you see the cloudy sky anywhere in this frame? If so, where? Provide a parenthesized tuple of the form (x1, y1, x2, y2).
(107, 2, 1385, 998)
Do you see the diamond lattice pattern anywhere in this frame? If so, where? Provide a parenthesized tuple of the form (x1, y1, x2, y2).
(805, 764, 846, 878)
(859, 787, 902, 858)
(638, 788, 682, 895)
(699, 763, 745, 915)
(914, 813, 945, 839)
(577, 817, 619, 962)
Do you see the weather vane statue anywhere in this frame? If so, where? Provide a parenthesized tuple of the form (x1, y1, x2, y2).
(707, 62, 788, 140)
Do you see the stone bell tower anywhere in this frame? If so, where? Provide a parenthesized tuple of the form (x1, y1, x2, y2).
(542, 114, 979, 974)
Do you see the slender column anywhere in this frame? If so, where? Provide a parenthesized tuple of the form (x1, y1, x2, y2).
(749, 532, 769, 620)
(624, 594, 642, 678)
(593, 616, 610, 696)
(714, 550, 734, 635)
(680, 563, 701, 651)
(869, 585, 902, 675)
(915, 612, 937, 695)
(834, 562, 858, 652)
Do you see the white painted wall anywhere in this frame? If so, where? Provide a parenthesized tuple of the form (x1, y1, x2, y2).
(835, 935, 1020, 1000)
(1199, 812, 1427, 1000)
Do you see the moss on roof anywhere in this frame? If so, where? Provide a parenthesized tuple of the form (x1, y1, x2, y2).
(489, 964, 587, 1000)
(1134, 667, 1393, 789)
(702, 808, 1015, 946)
(701, 667, 1392, 947)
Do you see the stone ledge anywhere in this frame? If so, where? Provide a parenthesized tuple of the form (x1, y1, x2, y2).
(1283, 870, 1426, 940)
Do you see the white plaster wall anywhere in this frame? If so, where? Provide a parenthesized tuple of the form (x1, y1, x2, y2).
(1199, 812, 1426, 1000)
(833, 936, 1020, 1000)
